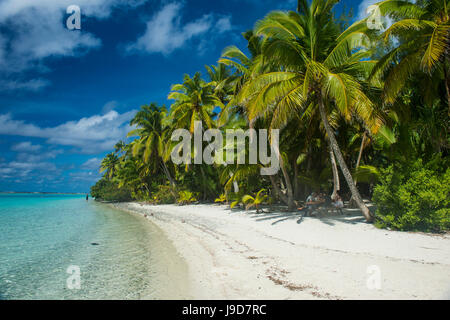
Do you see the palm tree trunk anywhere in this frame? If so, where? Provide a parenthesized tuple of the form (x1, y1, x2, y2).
(273, 145, 296, 211)
(349, 131, 366, 207)
(318, 95, 372, 222)
(293, 158, 300, 200)
(161, 160, 178, 199)
(280, 161, 296, 211)
(444, 61, 450, 115)
(329, 146, 340, 200)
(229, 172, 239, 193)
(269, 174, 289, 205)
(161, 160, 176, 188)
(354, 131, 367, 186)
(200, 166, 207, 201)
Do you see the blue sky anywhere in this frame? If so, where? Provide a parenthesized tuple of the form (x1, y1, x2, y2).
(0, 0, 369, 193)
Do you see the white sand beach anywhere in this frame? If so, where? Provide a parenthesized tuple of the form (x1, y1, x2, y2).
(114, 203, 450, 300)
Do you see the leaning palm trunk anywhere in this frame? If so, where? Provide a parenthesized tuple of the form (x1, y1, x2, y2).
(161, 160, 176, 188)
(293, 159, 300, 200)
(280, 160, 296, 211)
(354, 131, 367, 186)
(349, 131, 367, 207)
(269, 174, 289, 205)
(350, 131, 366, 208)
(318, 95, 372, 222)
(273, 143, 296, 211)
(229, 172, 239, 193)
(444, 61, 450, 115)
(329, 146, 340, 201)
(160, 160, 178, 199)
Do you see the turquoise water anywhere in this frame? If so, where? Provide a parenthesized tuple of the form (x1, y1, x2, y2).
(0, 194, 188, 300)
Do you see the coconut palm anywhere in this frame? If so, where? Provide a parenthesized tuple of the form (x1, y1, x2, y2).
(370, 0, 450, 110)
(127, 104, 176, 189)
(205, 63, 234, 105)
(100, 153, 120, 180)
(217, 31, 266, 125)
(243, 189, 268, 213)
(168, 72, 224, 133)
(114, 140, 126, 155)
(237, 0, 383, 220)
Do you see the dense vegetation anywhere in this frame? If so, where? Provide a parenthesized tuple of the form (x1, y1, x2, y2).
(92, 0, 449, 232)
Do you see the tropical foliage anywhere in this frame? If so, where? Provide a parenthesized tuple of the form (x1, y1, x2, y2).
(91, 0, 449, 232)
(373, 156, 450, 232)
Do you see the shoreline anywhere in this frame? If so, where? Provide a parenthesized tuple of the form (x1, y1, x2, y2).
(112, 202, 450, 300)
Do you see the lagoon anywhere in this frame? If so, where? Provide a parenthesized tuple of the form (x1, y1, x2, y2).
(0, 193, 188, 300)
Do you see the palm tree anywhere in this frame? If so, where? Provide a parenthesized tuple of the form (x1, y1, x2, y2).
(168, 72, 223, 133)
(100, 153, 120, 180)
(205, 63, 234, 105)
(238, 1, 383, 220)
(243, 189, 268, 213)
(370, 0, 450, 110)
(127, 104, 176, 189)
(114, 140, 126, 155)
(217, 31, 265, 125)
(168, 72, 227, 200)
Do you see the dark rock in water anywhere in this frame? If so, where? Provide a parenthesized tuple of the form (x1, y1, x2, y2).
(91, 243, 100, 246)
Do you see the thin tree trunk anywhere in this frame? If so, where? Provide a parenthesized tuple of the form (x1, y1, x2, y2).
(161, 160, 178, 199)
(318, 95, 373, 222)
(273, 145, 296, 211)
(329, 146, 340, 201)
(161, 161, 176, 188)
(354, 131, 367, 186)
(143, 183, 150, 197)
(444, 62, 450, 115)
(269, 174, 289, 205)
(293, 158, 300, 200)
(280, 160, 296, 211)
(305, 144, 313, 197)
(200, 166, 207, 201)
(349, 131, 366, 207)
(230, 172, 239, 193)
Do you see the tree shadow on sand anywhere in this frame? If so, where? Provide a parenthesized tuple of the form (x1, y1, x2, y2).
(228, 202, 375, 226)
(244, 207, 371, 226)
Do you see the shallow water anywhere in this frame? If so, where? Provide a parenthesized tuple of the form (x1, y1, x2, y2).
(0, 193, 188, 300)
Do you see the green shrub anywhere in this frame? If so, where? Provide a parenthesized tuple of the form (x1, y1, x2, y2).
(153, 184, 176, 204)
(90, 178, 133, 202)
(373, 157, 450, 232)
(215, 193, 227, 204)
(177, 190, 198, 205)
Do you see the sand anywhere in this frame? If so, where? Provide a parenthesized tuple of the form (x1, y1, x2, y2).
(113, 202, 450, 300)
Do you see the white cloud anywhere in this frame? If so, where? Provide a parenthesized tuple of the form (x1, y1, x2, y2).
(11, 141, 42, 152)
(0, 78, 51, 92)
(102, 100, 120, 114)
(0, 110, 136, 154)
(70, 170, 102, 183)
(0, 160, 59, 179)
(126, 2, 233, 55)
(0, 0, 147, 92)
(81, 157, 102, 170)
(15, 149, 63, 162)
(215, 17, 233, 33)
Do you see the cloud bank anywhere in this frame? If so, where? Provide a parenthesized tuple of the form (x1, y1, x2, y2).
(0, 0, 147, 92)
(126, 2, 233, 55)
(0, 110, 136, 154)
